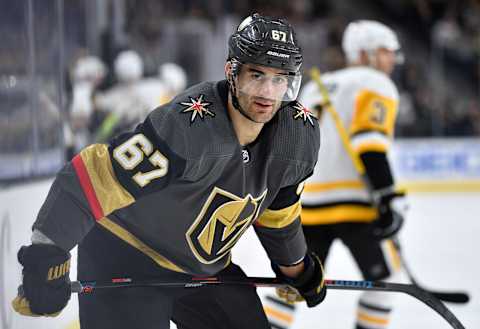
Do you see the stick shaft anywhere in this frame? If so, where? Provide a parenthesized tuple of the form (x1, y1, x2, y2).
(392, 239, 470, 304)
(70, 276, 465, 329)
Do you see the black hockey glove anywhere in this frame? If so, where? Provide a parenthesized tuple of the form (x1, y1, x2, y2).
(272, 252, 326, 307)
(12, 244, 71, 317)
(371, 190, 407, 240)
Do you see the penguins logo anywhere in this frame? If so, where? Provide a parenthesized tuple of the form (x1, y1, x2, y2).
(186, 187, 267, 264)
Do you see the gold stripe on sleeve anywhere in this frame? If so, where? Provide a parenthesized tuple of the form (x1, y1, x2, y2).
(79, 144, 135, 216)
(256, 201, 301, 228)
(98, 217, 186, 273)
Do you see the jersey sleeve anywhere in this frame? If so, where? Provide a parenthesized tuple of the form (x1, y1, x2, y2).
(33, 108, 187, 251)
(350, 76, 399, 191)
(254, 179, 308, 266)
(360, 151, 394, 191)
(350, 77, 399, 155)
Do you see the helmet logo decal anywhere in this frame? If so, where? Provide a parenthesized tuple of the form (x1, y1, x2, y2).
(293, 102, 317, 127)
(266, 50, 290, 58)
(180, 94, 215, 123)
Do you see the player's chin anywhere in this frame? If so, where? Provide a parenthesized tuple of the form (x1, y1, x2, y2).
(250, 109, 277, 123)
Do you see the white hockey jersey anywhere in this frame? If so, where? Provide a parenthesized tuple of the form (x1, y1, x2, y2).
(299, 66, 399, 225)
(95, 78, 171, 123)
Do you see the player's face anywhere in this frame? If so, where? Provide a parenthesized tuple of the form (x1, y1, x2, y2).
(235, 64, 289, 123)
(374, 48, 397, 75)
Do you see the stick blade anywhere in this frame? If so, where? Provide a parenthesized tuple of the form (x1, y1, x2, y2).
(433, 292, 470, 304)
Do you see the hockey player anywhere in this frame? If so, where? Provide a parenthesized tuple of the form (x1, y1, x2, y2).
(93, 50, 153, 142)
(266, 20, 406, 329)
(131, 62, 188, 118)
(158, 62, 187, 99)
(66, 55, 107, 159)
(12, 14, 326, 329)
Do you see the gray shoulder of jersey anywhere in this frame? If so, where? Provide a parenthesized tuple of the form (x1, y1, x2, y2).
(147, 81, 237, 162)
(270, 101, 320, 183)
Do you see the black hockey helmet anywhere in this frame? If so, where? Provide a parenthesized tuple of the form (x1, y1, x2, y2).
(228, 13, 303, 74)
(226, 14, 303, 119)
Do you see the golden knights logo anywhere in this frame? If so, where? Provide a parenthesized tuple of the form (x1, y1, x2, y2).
(186, 187, 267, 264)
(292, 102, 317, 127)
(180, 94, 215, 123)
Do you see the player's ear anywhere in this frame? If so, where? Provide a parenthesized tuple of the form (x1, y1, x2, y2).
(359, 50, 371, 66)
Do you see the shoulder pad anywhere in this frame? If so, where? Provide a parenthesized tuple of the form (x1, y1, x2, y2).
(270, 101, 320, 166)
(356, 67, 399, 101)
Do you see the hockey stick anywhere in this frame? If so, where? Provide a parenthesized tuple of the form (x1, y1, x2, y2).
(64, 276, 464, 329)
(392, 238, 470, 304)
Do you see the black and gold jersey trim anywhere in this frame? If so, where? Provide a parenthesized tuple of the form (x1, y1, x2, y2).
(256, 200, 301, 228)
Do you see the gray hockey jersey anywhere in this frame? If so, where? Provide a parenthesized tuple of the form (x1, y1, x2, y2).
(33, 80, 320, 276)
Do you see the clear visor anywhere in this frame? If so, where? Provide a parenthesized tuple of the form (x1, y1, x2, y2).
(236, 66, 302, 102)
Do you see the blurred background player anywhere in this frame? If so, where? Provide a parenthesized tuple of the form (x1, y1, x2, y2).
(93, 49, 151, 142)
(66, 55, 107, 159)
(94, 52, 188, 143)
(158, 62, 187, 99)
(265, 20, 407, 329)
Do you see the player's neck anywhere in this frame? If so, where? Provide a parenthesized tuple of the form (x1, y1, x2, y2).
(227, 99, 264, 146)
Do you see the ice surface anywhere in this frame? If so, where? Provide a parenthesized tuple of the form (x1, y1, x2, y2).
(2, 181, 478, 329)
(233, 192, 480, 329)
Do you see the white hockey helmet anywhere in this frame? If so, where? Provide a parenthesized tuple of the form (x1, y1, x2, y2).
(114, 50, 144, 83)
(71, 56, 106, 83)
(342, 20, 401, 63)
(158, 62, 187, 95)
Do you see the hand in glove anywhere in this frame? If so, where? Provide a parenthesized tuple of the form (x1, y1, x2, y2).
(12, 244, 71, 317)
(371, 190, 407, 240)
(272, 252, 326, 307)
